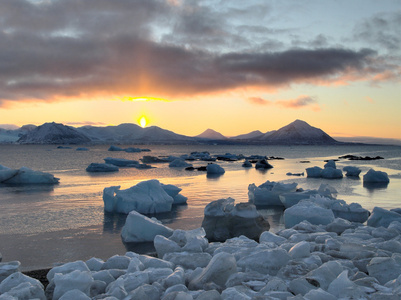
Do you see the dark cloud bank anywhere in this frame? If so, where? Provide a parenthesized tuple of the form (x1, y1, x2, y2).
(0, 0, 397, 104)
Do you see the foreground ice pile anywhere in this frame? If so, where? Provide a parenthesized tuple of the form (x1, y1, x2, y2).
(0, 164, 59, 184)
(103, 179, 187, 214)
(3, 212, 401, 299)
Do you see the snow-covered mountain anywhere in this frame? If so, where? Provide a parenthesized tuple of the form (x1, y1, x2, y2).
(260, 119, 338, 144)
(1, 119, 342, 145)
(195, 129, 227, 140)
(230, 130, 264, 140)
(77, 124, 193, 143)
(18, 122, 91, 144)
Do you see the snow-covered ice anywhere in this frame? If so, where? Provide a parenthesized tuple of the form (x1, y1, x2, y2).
(0, 165, 59, 184)
(103, 180, 186, 214)
(3, 210, 401, 299)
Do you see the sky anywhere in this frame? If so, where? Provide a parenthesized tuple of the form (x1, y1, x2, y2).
(0, 0, 400, 138)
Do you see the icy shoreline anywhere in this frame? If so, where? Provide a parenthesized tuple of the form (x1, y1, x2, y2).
(2, 214, 401, 299)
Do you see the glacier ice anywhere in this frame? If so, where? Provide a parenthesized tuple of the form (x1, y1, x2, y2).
(103, 179, 186, 214)
(121, 211, 173, 243)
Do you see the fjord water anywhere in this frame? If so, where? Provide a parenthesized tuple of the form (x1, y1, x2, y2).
(0, 144, 400, 270)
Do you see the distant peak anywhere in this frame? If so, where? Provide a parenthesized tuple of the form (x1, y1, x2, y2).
(195, 128, 227, 139)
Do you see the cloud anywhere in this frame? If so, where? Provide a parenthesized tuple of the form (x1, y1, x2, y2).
(353, 12, 401, 53)
(0, 0, 398, 107)
(247, 97, 272, 105)
(247, 95, 320, 111)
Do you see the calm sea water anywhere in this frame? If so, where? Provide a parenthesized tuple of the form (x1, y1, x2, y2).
(0, 144, 400, 270)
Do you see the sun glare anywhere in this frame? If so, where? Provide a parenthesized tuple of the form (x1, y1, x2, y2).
(139, 116, 147, 128)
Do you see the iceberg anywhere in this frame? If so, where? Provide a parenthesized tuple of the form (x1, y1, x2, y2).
(169, 159, 192, 168)
(121, 211, 173, 243)
(103, 180, 175, 214)
(0, 165, 59, 184)
(255, 159, 273, 169)
(363, 168, 390, 183)
(86, 163, 119, 172)
(206, 163, 225, 174)
(343, 166, 361, 177)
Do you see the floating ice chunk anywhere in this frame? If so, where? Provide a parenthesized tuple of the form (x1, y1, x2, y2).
(324, 160, 337, 169)
(121, 211, 173, 243)
(108, 145, 124, 151)
(204, 198, 235, 217)
(0, 261, 20, 284)
(321, 167, 343, 179)
(141, 156, 169, 163)
(363, 169, 390, 183)
(242, 160, 252, 168)
(103, 157, 139, 167)
(76, 147, 89, 151)
(124, 147, 142, 153)
(286, 172, 304, 176)
(103, 179, 175, 214)
(53, 270, 93, 300)
(367, 207, 401, 228)
(331, 201, 370, 223)
(317, 184, 337, 198)
(86, 163, 119, 172)
(0, 166, 59, 184)
(284, 201, 335, 228)
(206, 163, 225, 174)
(237, 249, 290, 275)
(305, 166, 322, 178)
(188, 252, 237, 290)
(255, 159, 273, 169)
(343, 166, 361, 177)
(169, 159, 192, 168)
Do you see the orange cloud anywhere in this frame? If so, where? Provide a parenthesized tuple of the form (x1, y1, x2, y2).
(247, 95, 320, 111)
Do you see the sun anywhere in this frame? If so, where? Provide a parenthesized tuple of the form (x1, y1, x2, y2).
(139, 116, 148, 128)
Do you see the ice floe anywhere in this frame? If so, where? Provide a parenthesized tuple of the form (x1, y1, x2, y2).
(0, 165, 59, 184)
(86, 163, 119, 172)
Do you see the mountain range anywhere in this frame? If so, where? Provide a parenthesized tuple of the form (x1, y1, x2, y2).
(0, 119, 398, 145)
